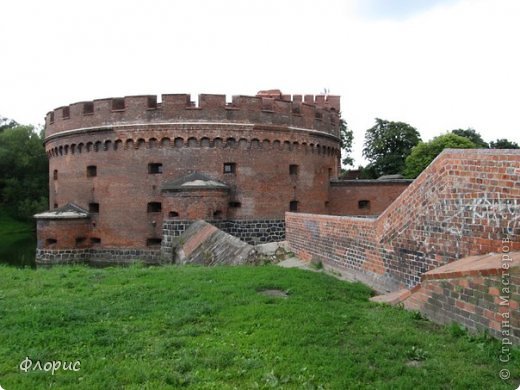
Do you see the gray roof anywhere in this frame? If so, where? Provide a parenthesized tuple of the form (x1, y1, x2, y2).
(161, 173, 229, 192)
(377, 174, 404, 180)
(34, 203, 90, 220)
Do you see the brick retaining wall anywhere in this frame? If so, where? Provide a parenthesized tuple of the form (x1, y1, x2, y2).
(286, 149, 520, 290)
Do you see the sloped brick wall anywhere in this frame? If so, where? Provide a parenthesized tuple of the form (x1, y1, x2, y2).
(402, 252, 520, 344)
(286, 149, 520, 289)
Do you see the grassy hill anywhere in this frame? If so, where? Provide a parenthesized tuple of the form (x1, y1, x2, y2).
(0, 264, 518, 388)
(0, 209, 33, 235)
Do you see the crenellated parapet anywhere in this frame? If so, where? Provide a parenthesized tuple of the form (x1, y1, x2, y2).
(44, 92, 341, 139)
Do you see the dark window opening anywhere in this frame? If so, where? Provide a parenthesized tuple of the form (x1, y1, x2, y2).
(358, 200, 370, 210)
(112, 98, 125, 111)
(147, 238, 162, 247)
(325, 201, 330, 207)
(147, 96, 157, 109)
(328, 168, 332, 178)
(62, 106, 70, 119)
(83, 102, 94, 115)
(89, 203, 99, 213)
(90, 237, 101, 244)
(228, 201, 241, 208)
(147, 202, 162, 213)
(148, 163, 163, 174)
(53, 170, 58, 180)
(53, 203, 58, 209)
(289, 164, 299, 175)
(75, 237, 86, 246)
(223, 162, 236, 174)
(87, 165, 97, 177)
(213, 210, 223, 219)
(168, 211, 179, 218)
(49, 112, 55, 123)
(315, 112, 323, 119)
(289, 200, 299, 212)
(45, 238, 57, 246)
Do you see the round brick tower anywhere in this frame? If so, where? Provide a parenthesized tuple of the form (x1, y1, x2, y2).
(35, 90, 341, 264)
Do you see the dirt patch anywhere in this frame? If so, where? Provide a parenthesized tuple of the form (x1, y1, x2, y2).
(258, 289, 289, 298)
(405, 360, 423, 368)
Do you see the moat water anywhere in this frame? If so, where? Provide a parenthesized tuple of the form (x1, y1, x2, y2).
(0, 232, 37, 268)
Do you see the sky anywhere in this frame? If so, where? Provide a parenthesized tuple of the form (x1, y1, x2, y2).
(1, 0, 519, 166)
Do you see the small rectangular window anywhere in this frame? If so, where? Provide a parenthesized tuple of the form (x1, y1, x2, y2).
(148, 163, 163, 174)
(45, 238, 57, 246)
(83, 102, 94, 115)
(228, 201, 241, 208)
(147, 202, 162, 213)
(62, 106, 70, 119)
(289, 200, 298, 212)
(75, 237, 86, 246)
(358, 200, 370, 210)
(53, 170, 58, 180)
(49, 112, 55, 123)
(87, 165, 97, 177)
(90, 237, 101, 244)
(147, 96, 157, 109)
(223, 163, 236, 174)
(112, 98, 125, 111)
(89, 203, 99, 213)
(289, 164, 299, 175)
(146, 238, 162, 247)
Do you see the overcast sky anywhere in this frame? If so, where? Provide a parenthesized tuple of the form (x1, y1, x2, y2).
(1, 0, 519, 165)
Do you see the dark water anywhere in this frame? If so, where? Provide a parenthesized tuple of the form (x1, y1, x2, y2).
(0, 232, 37, 268)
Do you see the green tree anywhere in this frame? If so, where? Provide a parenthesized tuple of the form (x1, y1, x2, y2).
(362, 118, 421, 177)
(404, 133, 476, 178)
(489, 138, 519, 149)
(0, 116, 18, 132)
(339, 118, 354, 167)
(0, 125, 48, 220)
(451, 128, 488, 148)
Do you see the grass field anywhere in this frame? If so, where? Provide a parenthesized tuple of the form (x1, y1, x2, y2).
(0, 210, 33, 235)
(0, 264, 518, 389)
(0, 209, 36, 267)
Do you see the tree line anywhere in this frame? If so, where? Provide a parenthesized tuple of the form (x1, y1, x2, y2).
(0, 116, 48, 221)
(339, 118, 519, 179)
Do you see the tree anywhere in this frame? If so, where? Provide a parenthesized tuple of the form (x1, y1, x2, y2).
(339, 117, 354, 167)
(362, 118, 421, 177)
(404, 133, 476, 178)
(0, 116, 18, 132)
(489, 138, 519, 149)
(451, 128, 488, 148)
(0, 125, 48, 220)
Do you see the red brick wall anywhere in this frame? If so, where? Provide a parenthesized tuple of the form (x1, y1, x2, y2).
(37, 219, 91, 250)
(163, 189, 229, 220)
(42, 93, 340, 249)
(287, 149, 520, 289)
(328, 180, 411, 216)
(45, 93, 341, 137)
(403, 254, 520, 344)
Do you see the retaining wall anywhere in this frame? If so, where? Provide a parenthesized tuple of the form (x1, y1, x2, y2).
(286, 149, 520, 290)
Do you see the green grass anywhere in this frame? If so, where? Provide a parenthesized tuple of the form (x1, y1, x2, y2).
(0, 265, 518, 389)
(0, 208, 36, 267)
(0, 209, 33, 235)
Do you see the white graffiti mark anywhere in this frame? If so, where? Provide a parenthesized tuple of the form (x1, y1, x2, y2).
(382, 195, 519, 258)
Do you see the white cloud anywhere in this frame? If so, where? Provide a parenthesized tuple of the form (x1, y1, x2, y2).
(0, 0, 518, 165)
